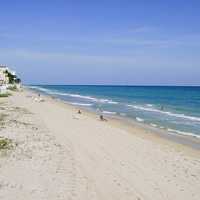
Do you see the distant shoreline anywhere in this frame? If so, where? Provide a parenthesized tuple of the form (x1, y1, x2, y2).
(27, 84, 200, 87)
(27, 86, 200, 151)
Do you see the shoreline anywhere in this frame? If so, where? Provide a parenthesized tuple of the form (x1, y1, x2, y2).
(27, 87, 200, 151)
(0, 88, 200, 199)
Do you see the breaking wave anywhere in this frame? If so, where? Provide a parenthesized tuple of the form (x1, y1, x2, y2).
(136, 117, 144, 122)
(29, 86, 119, 104)
(70, 102, 93, 107)
(167, 128, 200, 138)
(102, 111, 117, 115)
(127, 104, 200, 122)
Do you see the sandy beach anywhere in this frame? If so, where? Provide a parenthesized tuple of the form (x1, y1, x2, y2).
(0, 89, 200, 200)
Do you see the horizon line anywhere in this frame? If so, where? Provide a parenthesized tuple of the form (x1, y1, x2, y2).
(25, 84, 200, 87)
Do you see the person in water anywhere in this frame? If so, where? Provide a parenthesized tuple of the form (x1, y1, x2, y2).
(161, 106, 164, 111)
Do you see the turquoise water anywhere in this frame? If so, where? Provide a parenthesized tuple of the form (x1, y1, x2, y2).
(29, 85, 200, 138)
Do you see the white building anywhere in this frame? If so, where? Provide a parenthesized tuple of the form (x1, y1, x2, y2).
(0, 65, 9, 85)
(0, 65, 21, 93)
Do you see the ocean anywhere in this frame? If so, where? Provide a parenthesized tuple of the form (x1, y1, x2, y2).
(29, 85, 200, 138)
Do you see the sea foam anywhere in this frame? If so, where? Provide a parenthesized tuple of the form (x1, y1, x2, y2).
(70, 102, 93, 106)
(136, 117, 144, 122)
(167, 128, 200, 139)
(102, 111, 117, 115)
(34, 88, 119, 105)
(127, 104, 200, 122)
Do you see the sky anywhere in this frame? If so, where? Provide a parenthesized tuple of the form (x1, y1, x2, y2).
(0, 0, 200, 85)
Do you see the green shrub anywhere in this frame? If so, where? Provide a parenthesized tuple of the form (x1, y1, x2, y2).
(0, 93, 11, 97)
(8, 85, 18, 91)
(0, 138, 12, 150)
(0, 113, 7, 127)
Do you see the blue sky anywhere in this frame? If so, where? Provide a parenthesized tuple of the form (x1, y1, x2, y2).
(0, 0, 200, 85)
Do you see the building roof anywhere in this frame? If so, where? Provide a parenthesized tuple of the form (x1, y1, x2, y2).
(0, 65, 8, 68)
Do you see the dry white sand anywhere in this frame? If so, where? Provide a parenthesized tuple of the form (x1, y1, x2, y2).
(0, 89, 199, 200)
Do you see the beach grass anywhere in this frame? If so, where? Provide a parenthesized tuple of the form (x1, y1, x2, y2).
(0, 113, 8, 127)
(0, 93, 12, 97)
(0, 137, 12, 150)
(7, 85, 18, 91)
(0, 113, 8, 121)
